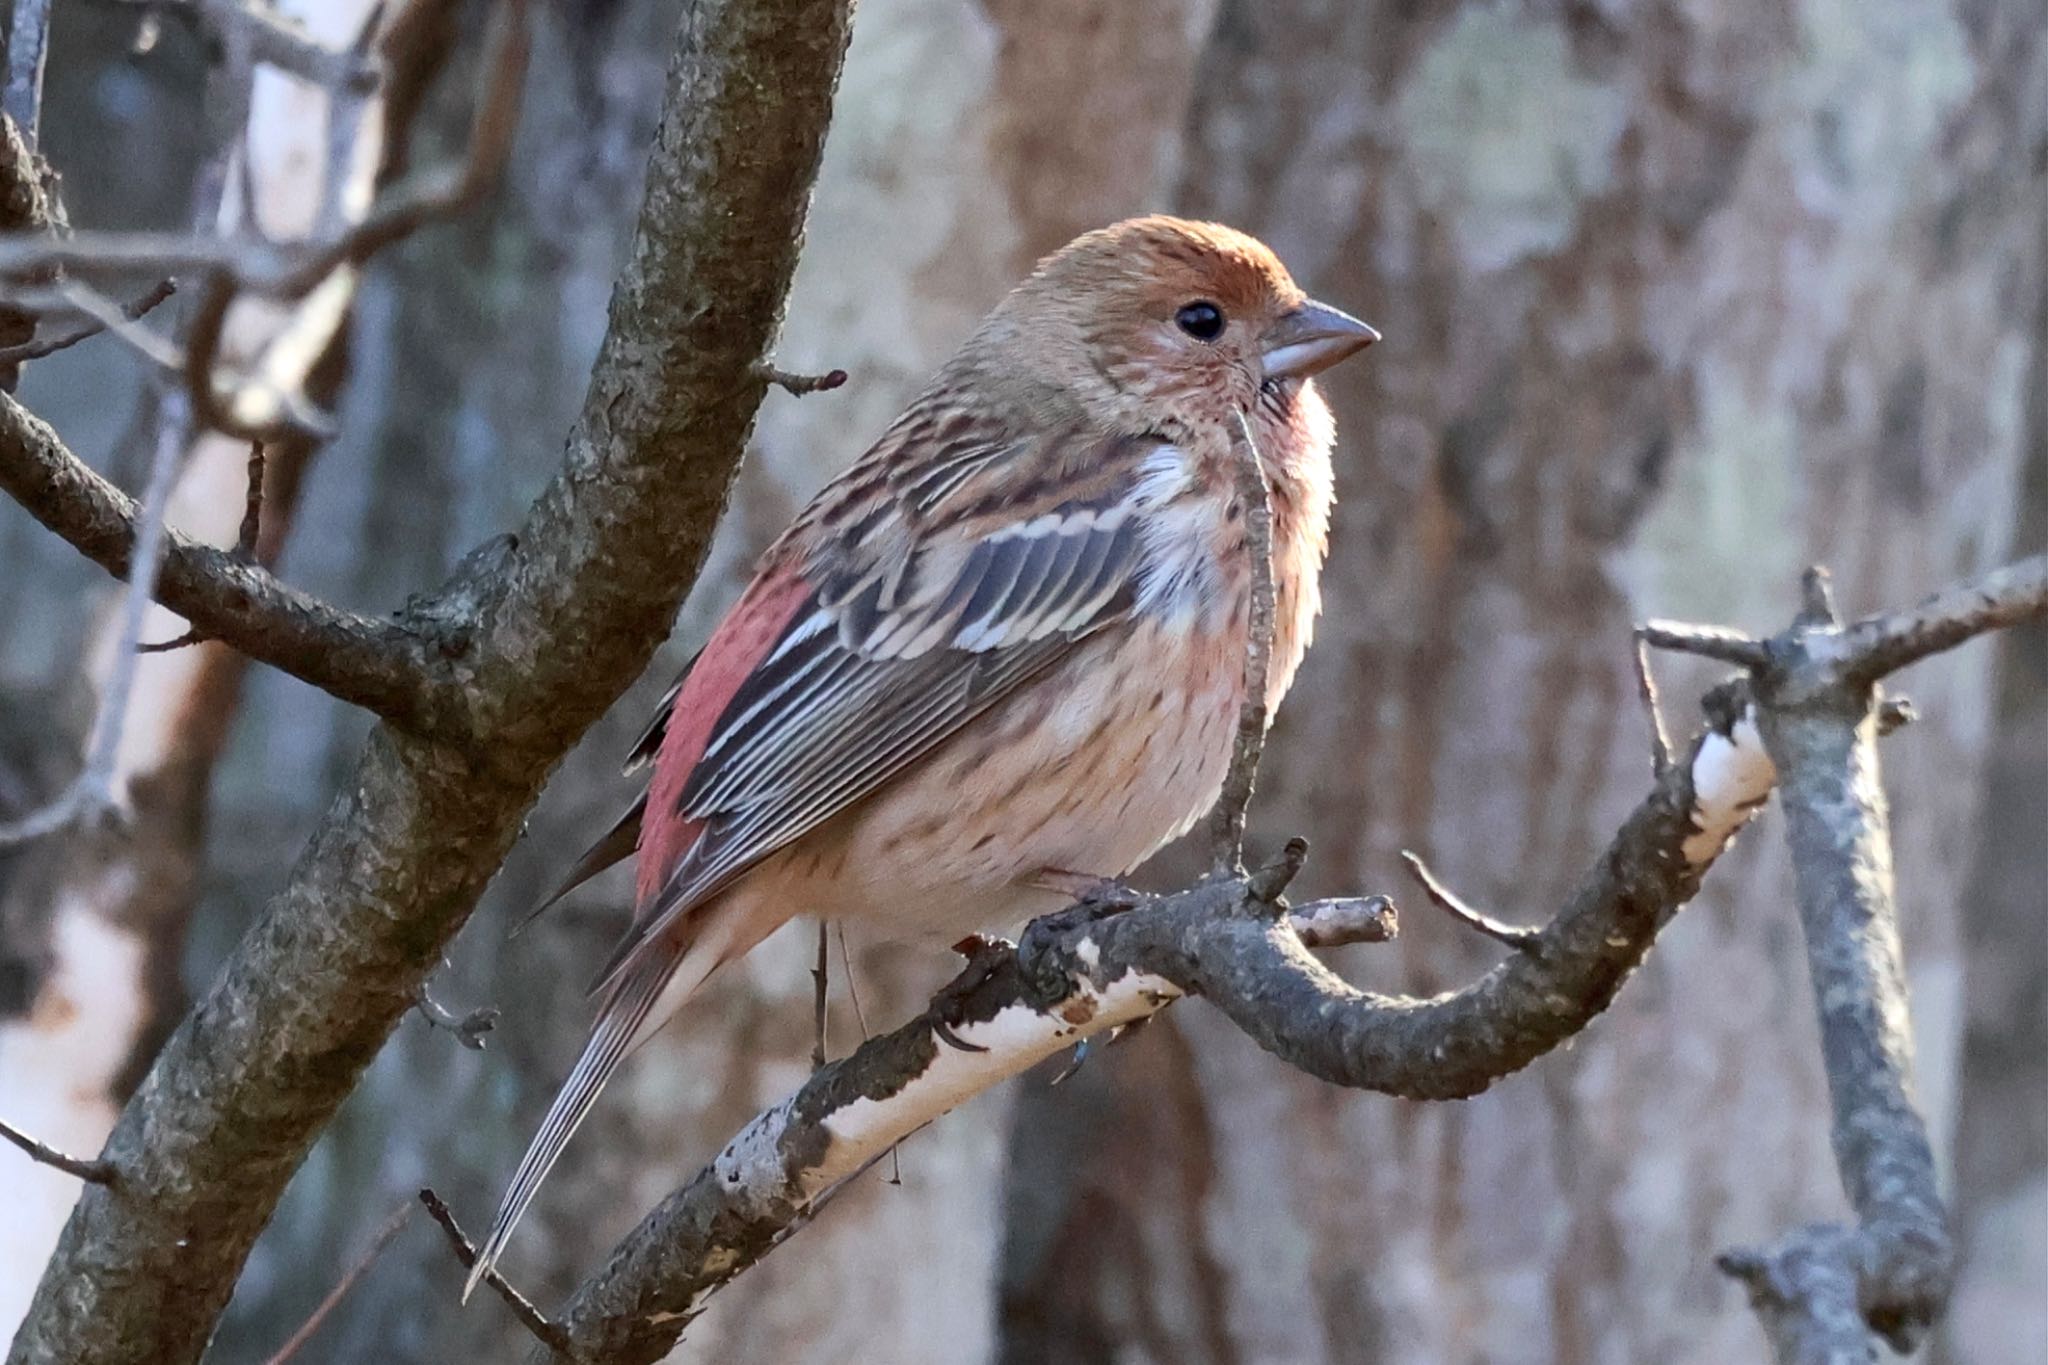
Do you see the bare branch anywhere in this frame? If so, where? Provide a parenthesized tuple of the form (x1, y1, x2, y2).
(234, 438, 266, 558)
(1839, 553, 2047, 683)
(1711, 564, 1987, 1357)
(7, 5, 855, 1360)
(549, 685, 1780, 1361)
(259, 1199, 412, 1365)
(754, 360, 847, 395)
(115, 0, 381, 93)
(1717, 1225, 1873, 1361)
(0, 1115, 115, 1184)
(1398, 850, 1542, 953)
(548, 557, 2036, 1353)
(417, 1188, 566, 1354)
(1631, 633, 1672, 776)
(415, 981, 498, 1051)
(0, 278, 177, 364)
(811, 921, 831, 1068)
(1286, 894, 1399, 949)
(1207, 407, 1276, 874)
(1638, 619, 1772, 668)
(0, 390, 458, 731)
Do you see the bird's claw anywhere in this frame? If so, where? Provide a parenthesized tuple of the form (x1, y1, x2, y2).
(929, 936, 1015, 1052)
(1030, 867, 1144, 911)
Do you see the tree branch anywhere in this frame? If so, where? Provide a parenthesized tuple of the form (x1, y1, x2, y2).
(1644, 554, 2045, 1358)
(548, 688, 1778, 1361)
(0, 1116, 115, 1184)
(3, 0, 51, 146)
(6, 4, 855, 1362)
(0, 392, 190, 846)
(0, 392, 457, 732)
(417, 1187, 566, 1354)
(0, 277, 177, 364)
(258, 1199, 412, 1365)
(549, 557, 2042, 1359)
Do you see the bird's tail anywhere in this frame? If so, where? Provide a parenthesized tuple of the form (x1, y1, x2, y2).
(463, 946, 692, 1303)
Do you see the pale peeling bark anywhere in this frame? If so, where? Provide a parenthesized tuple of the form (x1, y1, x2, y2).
(1000, 2, 2046, 1361)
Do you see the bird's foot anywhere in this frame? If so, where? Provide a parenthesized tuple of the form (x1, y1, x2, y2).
(1030, 867, 1144, 911)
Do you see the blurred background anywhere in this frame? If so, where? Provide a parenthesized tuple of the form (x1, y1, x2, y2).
(1, 1, 2042, 1361)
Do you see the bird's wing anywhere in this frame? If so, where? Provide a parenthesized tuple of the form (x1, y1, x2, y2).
(594, 417, 1171, 993)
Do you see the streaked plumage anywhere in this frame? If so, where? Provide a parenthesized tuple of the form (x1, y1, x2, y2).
(468, 216, 1376, 1295)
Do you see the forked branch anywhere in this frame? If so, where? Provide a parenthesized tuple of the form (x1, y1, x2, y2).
(544, 556, 2042, 1365)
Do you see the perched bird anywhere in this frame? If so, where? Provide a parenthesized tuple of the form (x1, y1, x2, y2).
(467, 215, 1376, 1294)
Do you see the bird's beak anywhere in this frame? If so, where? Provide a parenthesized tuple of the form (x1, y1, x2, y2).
(1261, 299, 1380, 381)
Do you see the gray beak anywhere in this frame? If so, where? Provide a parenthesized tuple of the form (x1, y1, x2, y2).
(1261, 299, 1380, 381)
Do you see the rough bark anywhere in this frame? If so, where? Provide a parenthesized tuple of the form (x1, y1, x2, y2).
(4, 2, 852, 1361)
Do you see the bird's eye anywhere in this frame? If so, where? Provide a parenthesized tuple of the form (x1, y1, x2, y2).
(1175, 300, 1225, 341)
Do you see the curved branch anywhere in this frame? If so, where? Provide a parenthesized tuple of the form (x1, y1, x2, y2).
(549, 694, 1775, 1362)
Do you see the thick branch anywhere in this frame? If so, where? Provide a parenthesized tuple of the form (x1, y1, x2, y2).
(551, 699, 1775, 1362)
(0, 392, 456, 731)
(1637, 558, 2047, 1357)
(1702, 561, 2035, 1358)
(5, 5, 854, 1363)
(1838, 553, 2047, 682)
(1752, 699, 1950, 1354)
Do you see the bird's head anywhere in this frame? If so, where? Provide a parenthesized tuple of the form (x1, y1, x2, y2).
(982, 216, 1378, 439)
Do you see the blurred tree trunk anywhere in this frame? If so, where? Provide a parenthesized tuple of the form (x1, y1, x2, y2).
(1942, 257, 2047, 1363)
(998, 2, 2046, 1362)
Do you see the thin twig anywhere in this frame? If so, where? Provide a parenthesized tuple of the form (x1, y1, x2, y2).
(834, 924, 897, 1183)
(260, 1198, 413, 1365)
(133, 441, 261, 653)
(753, 361, 847, 396)
(1287, 894, 1400, 949)
(1208, 407, 1276, 875)
(836, 925, 869, 1041)
(1637, 620, 1773, 669)
(136, 627, 205, 655)
(0, 0, 530, 305)
(1795, 564, 1840, 628)
(0, 278, 177, 365)
(1398, 850, 1542, 953)
(52, 279, 184, 371)
(104, 0, 380, 92)
(417, 1188, 568, 1353)
(1630, 632, 1671, 776)
(235, 439, 266, 558)
(0, 1115, 115, 1184)
(415, 982, 498, 1051)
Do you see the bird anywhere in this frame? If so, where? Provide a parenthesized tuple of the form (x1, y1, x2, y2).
(466, 215, 1377, 1296)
